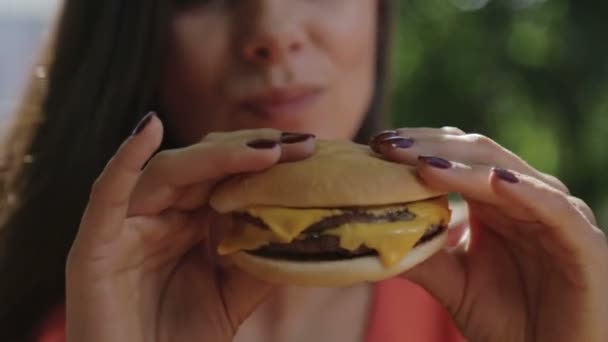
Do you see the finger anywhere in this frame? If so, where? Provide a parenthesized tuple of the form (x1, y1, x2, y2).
(369, 127, 466, 154)
(396, 126, 467, 137)
(568, 195, 598, 226)
(415, 156, 534, 221)
(370, 127, 467, 143)
(402, 222, 530, 325)
(490, 168, 606, 259)
(416, 156, 604, 258)
(205, 129, 316, 162)
(207, 215, 276, 330)
(129, 130, 317, 215)
(171, 179, 218, 212)
(464, 199, 533, 243)
(173, 132, 316, 211)
(79, 112, 162, 241)
(121, 209, 209, 266)
(130, 138, 280, 215)
(377, 134, 570, 194)
(278, 132, 316, 162)
(415, 156, 542, 247)
(400, 248, 467, 318)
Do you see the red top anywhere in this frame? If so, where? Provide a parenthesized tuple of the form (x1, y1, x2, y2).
(36, 278, 465, 342)
(365, 278, 465, 342)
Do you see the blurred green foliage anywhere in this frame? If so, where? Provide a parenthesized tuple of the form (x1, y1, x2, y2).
(389, 0, 608, 229)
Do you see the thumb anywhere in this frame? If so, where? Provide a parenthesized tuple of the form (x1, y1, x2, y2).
(400, 202, 470, 316)
(220, 265, 276, 331)
(400, 243, 467, 318)
(208, 213, 276, 333)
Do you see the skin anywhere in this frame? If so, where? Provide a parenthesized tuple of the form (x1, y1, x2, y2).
(372, 130, 608, 341)
(162, 0, 376, 145)
(65, 0, 608, 341)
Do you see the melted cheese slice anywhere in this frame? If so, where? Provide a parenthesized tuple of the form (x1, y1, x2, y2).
(218, 197, 451, 268)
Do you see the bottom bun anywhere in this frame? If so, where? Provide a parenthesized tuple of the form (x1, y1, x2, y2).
(230, 229, 448, 287)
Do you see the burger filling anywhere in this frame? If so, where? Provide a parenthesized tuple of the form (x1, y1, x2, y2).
(218, 196, 451, 268)
(252, 225, 445, 261)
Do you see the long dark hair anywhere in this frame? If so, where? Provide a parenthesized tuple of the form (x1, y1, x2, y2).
(0, 1, 394, 340)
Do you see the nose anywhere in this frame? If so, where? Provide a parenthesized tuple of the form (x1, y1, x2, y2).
(240, 4, 305, 65)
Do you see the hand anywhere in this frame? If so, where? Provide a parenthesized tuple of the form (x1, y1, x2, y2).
(65, 112, 316, 342)
(371, 128, 608, 342)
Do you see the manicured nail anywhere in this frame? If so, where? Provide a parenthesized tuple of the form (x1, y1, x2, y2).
(381, 136, 414, 149)
(280, 132, 316, 144)
(247, 139, 279, 149)
(493, 167, 519, 183)
(131, 111, 156, 136)
(418, 155, 452, 169)
(371, 130, 399, 143)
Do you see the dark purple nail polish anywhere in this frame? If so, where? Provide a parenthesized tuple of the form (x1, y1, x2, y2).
(371, 130, 399, 143)
(282, 131, 313, 137)
(247, 139, 278, 149)
(418, 155, 452, 169)
(280, 132, 316, 144)
(381, 136, 414, 149)
(131, 111, 156, 136)
(493, 167, 519, 183)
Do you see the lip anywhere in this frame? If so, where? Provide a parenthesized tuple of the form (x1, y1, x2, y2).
(240, 86, 322, 118)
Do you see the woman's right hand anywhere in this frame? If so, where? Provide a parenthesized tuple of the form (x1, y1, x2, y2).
(65, 112, 316, 342)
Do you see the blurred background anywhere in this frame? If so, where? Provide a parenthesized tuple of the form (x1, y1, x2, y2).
(0, 0, 57, 134)
(389, 0, 608, 229)
(1, 0, 606, 228)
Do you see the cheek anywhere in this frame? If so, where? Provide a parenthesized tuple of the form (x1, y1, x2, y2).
(317, 1, 377, 62)
(314, 1, 377, 134)
(160, 16, 232, 143)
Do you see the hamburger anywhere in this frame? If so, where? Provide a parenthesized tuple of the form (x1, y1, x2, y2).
(209, 140, 451, 287)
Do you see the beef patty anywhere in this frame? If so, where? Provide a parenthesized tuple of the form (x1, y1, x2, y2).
(252, 224, 445, 261)
(234, 210, 446, 261)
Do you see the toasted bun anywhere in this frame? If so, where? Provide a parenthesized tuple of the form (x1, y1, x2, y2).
(228, 228, 447, 287)
(210, 140, 446, 213)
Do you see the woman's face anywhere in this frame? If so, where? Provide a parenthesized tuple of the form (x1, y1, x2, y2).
(161, 0, 378, 145)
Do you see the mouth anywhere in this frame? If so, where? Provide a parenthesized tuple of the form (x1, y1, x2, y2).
(239, 86, 323, 119)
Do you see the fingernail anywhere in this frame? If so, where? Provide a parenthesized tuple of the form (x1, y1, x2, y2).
(371, 130, 398, 143)
(247, 139, 279, 149)
(131, 111, 156, 136)
(381, 136, 414, 149)
(493, 167, 519, 183)
(280, 132, 316, 144)
(418, 155, 452, 169)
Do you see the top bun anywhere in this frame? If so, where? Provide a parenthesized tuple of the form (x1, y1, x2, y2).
(209, 140, 446, 213)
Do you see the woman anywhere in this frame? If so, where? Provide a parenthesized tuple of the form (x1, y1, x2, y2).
(1, 0, 606, 341)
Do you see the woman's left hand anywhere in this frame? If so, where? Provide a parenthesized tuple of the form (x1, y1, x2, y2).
(370, 128, 608, 342)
